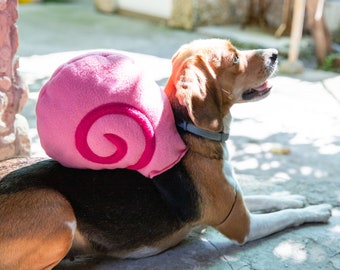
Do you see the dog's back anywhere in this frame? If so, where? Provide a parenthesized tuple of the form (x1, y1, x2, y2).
(0, 159, 200, 256)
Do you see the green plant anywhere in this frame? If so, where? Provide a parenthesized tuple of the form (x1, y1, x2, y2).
(321, 53, 340, 73)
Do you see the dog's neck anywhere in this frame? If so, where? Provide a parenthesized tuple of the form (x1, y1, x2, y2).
(177, 113, 232, 143)
(177, 122, 229, 142)
(178, 113, 240, 226)
(175, 113, 232, 163)
(222, 113, 232, 135)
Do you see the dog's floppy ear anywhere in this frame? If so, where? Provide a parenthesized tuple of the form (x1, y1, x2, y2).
(172, 53, 223, 132)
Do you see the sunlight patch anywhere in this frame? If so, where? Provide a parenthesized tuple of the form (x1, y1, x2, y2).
(332, 208, 340, 217)
(318, 144, 340, 155)
(261, 160, 280, 171)
(273, 240, 307, 263)
(300, 166, 313, 176)
(271, 172, 291, 183)
(234, 158, 259, 170)
(328, 208, 340, 234)
(329, 225, 340, 234)
(298, 166, 327, 178)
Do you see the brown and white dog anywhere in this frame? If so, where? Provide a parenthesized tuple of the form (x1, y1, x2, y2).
(0, 39, 332, 270)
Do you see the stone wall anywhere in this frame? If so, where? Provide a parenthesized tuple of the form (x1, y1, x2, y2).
(169, 0, 286, 31)
(0, 0, 30, 160)
(224, 0, 286, 28)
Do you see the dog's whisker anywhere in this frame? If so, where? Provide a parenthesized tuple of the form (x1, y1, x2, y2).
(222, 88, 232, 95)
(222, 88, 233, 100)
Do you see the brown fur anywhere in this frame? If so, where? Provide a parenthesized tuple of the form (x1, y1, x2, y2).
(0, 188, 75, 269)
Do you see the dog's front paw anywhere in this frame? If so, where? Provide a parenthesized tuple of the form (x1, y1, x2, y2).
(299, 204, 332, 224)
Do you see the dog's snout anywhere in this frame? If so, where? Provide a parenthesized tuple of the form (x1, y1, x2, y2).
(265, 49, 278, 64)
(246, 49, 279, 64)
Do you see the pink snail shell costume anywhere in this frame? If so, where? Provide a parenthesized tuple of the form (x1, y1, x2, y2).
(36, 52, 187, 178)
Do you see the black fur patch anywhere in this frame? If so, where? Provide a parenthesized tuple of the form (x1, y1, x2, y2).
(0, 160, 200, 252)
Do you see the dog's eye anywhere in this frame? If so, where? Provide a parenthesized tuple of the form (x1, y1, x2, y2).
(233, 56, 239, 65)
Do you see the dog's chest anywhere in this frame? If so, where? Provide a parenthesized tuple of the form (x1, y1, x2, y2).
(222, 143, 241, 193)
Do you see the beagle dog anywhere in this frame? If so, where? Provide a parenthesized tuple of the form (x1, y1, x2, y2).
(0, 39, 332, 270)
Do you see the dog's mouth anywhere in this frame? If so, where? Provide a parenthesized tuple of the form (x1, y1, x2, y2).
(242, 81, 272, 101)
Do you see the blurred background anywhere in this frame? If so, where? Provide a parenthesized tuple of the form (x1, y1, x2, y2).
(17, 0, 340, 70)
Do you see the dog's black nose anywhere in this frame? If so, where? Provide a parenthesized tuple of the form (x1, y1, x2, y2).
(270, 51, 278, 63)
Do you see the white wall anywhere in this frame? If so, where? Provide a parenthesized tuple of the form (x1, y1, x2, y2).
(117, 0, 173, 19)
(325, 0, 340, 32)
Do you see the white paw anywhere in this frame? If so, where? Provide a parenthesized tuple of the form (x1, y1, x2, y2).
(280, 195, 306, 209)
(300, 204, 332, 224)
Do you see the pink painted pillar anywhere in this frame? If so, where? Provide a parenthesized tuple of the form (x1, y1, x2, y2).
(0, 0, 30, 160)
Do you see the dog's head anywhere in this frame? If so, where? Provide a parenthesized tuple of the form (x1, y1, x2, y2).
(165, 39, 278, 133)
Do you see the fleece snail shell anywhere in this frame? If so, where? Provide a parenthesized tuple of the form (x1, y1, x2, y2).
(36, 52, 187, 178)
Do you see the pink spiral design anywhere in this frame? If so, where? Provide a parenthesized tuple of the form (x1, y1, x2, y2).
(75, 102, 156, 170)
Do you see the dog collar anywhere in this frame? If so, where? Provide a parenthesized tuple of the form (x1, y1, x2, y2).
(177, 121, 229, 142)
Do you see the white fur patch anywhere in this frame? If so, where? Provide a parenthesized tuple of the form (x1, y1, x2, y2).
(64, 220, 77, 237)
(222, 142, 241, 193)
(122, 246, 163, 259)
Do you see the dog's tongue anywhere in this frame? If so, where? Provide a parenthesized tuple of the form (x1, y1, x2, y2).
(253, 81, 269, 91)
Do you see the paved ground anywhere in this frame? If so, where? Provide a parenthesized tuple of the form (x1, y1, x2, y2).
(16, 1, 340, 269)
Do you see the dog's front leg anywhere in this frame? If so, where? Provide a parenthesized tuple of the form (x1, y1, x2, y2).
(244, 195, 306, 213)
(245, 204, 332, 243)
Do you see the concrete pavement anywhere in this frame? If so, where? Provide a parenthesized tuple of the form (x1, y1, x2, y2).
(16, 1, 340, 269)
